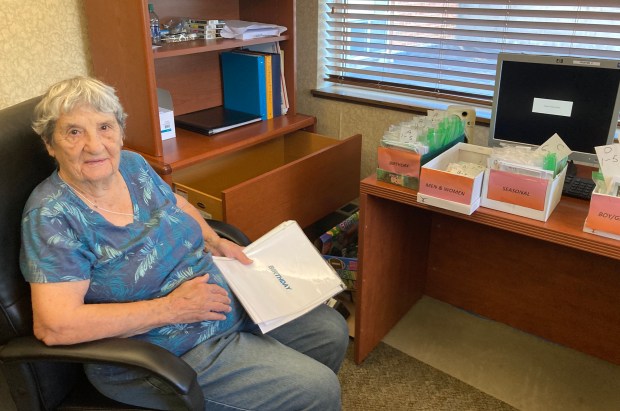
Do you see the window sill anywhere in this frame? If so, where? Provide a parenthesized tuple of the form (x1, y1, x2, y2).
(311, 85, 492, 126)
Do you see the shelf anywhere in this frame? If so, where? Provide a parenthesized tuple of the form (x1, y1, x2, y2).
(86, 0, 300, 174)
(152, 35, 289, 59)
(140, 113, 316, 176)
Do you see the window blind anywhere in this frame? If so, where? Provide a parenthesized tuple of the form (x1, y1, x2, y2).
(324, 1, 620, 105)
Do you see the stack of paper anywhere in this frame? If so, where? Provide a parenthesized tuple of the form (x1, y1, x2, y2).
(220, 20, 287, 40)
(214, 221, 345, 332)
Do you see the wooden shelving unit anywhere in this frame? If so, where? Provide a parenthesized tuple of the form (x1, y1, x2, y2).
(84, 0, 304, 177)
(84, 0, 363, 239)
(152, 36, 290, 59)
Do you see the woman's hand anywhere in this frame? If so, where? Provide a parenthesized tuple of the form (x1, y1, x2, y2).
(31, 275, 231, 346)
(165, 274, 233, 322)
(208, 237, 253, 265)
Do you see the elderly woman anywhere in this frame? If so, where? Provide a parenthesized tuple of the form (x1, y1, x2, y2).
(20, 76, 348, 410)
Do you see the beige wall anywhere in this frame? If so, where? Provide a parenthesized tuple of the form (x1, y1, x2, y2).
(0, 0, 486, 178)
(0, 0, 90, 109)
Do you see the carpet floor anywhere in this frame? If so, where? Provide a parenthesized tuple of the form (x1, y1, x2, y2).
(339, 341, 517, 411)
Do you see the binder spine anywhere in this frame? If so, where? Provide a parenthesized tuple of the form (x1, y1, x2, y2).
(264, 54, 274, 119)
(256, 58, 267, 120)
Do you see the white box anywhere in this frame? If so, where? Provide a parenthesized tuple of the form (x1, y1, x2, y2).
(157, 88, 176, 141)
(158, 107, 176, 140)
(417, 143, 491, 215)
(583, 191, 620, 240)
(481, 164, 567, 222)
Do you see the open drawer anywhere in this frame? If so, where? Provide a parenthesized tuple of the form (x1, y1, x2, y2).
(173, 130, 362, 240)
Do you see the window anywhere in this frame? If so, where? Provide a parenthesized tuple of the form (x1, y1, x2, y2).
(324, 1, 620, 106)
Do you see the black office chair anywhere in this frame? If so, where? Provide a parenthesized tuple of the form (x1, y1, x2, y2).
(0, 96, 250, 410)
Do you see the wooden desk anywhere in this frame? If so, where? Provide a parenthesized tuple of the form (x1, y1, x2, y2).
(355, 175, 620, 365)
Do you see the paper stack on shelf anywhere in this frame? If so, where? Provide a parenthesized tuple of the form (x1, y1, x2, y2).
(220, 20, 287, 40)
(214, 220, 345, 333)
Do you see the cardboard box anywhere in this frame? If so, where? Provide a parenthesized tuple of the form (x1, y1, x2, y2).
(583, 192, 620, 239)
(377, 137, 464, 190)
(417, 143, 491, 215)
(157, 88, 176, 140)
(159, 107, 176, 140)
(481, 165, 567, 222)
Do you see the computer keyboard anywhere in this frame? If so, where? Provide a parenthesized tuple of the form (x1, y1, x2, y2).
(562, 173, 595, 200)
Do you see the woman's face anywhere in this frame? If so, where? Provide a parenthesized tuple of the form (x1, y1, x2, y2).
(46, 104, 123, 187)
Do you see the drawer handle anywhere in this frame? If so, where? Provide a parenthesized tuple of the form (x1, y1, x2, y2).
(196, 202, 206, 209)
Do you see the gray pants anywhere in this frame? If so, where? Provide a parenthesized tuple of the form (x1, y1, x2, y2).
(86, 304, 349, 410)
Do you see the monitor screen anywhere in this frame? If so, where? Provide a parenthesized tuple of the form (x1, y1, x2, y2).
(488, 53, 620, 166)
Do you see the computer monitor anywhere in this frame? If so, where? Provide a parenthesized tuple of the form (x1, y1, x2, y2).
(488, 53, 620, 166)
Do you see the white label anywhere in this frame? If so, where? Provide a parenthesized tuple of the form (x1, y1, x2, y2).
(532, 98, 573, 117)
(536, 133, 573, 161)
(573, 59, 601, 67)
(595, 144, 620, 178)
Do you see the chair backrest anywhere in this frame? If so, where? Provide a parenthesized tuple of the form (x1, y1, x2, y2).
(0, 97, 81, 410)
(0, 96, 52, 343)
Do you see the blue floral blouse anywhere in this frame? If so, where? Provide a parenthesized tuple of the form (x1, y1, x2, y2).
(20, 151, 243, 356)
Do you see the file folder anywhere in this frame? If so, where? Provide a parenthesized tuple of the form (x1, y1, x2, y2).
(214, 220, 345, 332)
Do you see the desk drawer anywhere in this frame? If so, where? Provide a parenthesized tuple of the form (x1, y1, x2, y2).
(173, 131, 362, 240)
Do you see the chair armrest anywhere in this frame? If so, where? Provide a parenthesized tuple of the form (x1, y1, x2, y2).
(0, 336, 204, 410)
(206, 219, 251, 246)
